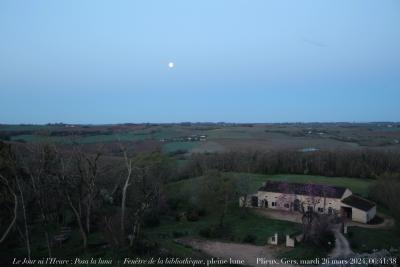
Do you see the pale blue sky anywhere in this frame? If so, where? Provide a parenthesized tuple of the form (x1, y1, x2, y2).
(0, 0, 399, 123)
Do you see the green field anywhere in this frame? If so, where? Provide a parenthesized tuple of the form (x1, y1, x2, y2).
(162, 141, 201, 153)
(168, 173, 374, 198)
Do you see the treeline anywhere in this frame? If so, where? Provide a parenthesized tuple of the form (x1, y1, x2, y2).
(0, 141, 175, 259)
(370, 173, 400, 222)
(181, 149, 400, 179)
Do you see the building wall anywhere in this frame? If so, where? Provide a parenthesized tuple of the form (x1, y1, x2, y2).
(342, 189, 353, 199)
(286, 235, 295, 247)
(351, 207, 367, 223)
(239, 194, 258, 207)
(366, 206, 376, 223)
(256, 191, 342, 214)
(339, 202, 376, 223)
(254, 189, 376, 223)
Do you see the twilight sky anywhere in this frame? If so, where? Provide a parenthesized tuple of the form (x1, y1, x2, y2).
(0, 0, 399, 124)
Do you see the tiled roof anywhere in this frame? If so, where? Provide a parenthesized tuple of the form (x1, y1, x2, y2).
(341, 195, 375, 211)
(258, 180, 347, 199)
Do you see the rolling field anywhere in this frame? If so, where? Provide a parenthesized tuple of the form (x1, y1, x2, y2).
(162, 141, 201, 153)
(2, 123, 400, 154)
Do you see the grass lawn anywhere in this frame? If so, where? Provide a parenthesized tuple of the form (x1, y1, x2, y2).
(347, 226, 400, 253)
(146, 209, 301, 246)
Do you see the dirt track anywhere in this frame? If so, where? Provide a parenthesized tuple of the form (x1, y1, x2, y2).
(329, 226, 353, 258)
(178, 238, 293, 267)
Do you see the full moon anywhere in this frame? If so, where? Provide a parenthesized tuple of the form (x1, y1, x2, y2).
(168, 62, 174, 68)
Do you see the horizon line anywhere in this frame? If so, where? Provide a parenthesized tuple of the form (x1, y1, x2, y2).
(1, 121, 400, 126)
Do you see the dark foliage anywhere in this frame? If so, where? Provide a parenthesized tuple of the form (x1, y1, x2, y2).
(199, 225, 231, 239)
(182, 150, 400, 179)
(242, 234, 256, 244)
(172, 231, 188, 238)
(143, 212, 161, 227)
(186, 211, 200, 222)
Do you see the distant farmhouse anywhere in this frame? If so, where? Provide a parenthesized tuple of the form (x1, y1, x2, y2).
(241, 180, 376, 224)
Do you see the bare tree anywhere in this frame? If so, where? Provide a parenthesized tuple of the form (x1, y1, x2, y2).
(20, 144, 56, 257)
(275, 182, 296, 211)
(15, 175, 31, 259)
(200, 170, 235, 227)
(0, 174, 18, 243)
(54, 147, 88, 249)
(120, 148, 133, 236)
(120, 151, 171, 246)
(129, 154, 167, 245)
(0, 142, 31, 259)
(299, 184, 337, 243)
(73, 145, 102, 234)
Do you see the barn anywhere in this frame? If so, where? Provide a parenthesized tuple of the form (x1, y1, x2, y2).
(240, 180, 376, 224)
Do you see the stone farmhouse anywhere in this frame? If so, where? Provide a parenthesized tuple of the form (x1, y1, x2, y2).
(241, 180, 376, 223)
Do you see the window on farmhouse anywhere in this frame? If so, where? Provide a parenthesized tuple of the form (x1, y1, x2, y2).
(318, 207, 324, 213)
(272, 202, 276, 207)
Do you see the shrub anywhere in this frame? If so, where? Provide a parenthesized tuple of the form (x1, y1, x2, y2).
(172, 231, 188, 238)
(167, 197, 181, 211)
(242, 234, 256, 244)
(199, 225, 231, 239)
(186, 211, 199, 222)
(143, 212, 160, 227)
(168, 149, 188, 156)
(198, 208, 206, 217)
(199, 227, 212, 238)
(0, 134, 10, 141)
(132, 239, 159, 255)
